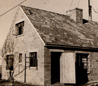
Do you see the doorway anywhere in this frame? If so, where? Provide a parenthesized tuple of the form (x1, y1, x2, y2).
(76, 53, 88, 84)
(6, 55, 14, 70)
(51, 52, 61, 84)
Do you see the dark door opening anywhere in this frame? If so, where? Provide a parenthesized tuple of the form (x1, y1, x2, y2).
(51, 52, 61, 84)
(76, 53, 88, 85)
(6, 55, 14, 71)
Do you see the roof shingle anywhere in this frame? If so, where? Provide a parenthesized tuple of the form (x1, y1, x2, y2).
(21, 6, 98, 49)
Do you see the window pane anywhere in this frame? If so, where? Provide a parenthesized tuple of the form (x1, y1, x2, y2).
(16, 21, 24, 35)
(29, 52, 37, 67)
(19, 54, 22, 63)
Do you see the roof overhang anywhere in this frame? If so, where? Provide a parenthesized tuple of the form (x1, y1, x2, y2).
(45, 44, 98, 52)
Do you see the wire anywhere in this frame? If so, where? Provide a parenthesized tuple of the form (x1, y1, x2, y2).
(0, 0, 27, 17)
(69, 0, 74, 10)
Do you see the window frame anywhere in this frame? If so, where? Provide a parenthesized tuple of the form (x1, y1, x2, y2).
(75, 52, 90, 73)
(6, 55, 14, 70)
(19, 53, 22, 63)
(16, 21, 24, 35)
(29, 52, 37, 67)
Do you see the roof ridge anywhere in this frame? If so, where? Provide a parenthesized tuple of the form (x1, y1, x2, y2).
(20, 5, 98, 49)
(20, 5, 70, 19)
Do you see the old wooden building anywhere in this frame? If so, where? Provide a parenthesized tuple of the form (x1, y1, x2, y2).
(1, 5, 98, 86)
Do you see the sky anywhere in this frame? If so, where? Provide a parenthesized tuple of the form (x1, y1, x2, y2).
(0, 0, 98, 64)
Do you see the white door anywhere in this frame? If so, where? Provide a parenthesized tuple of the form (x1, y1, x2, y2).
(60, 52, 76, 84)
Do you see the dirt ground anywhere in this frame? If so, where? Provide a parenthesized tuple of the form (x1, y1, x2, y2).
(0, 79, 34, 86)
(0, 80, 98, 86)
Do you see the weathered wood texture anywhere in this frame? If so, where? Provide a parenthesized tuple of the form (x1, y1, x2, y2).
(60, 52, 76, 83)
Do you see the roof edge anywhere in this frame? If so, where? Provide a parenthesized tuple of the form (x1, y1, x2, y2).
(45, 44, 98, 51)
(19, 6, 46, 45)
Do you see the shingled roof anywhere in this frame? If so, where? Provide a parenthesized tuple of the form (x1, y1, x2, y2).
(21, 6, 98, 49)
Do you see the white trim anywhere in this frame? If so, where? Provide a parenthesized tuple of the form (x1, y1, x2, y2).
(75, 50, 90, 54)
(19, 6, 45, 45)
(29, 67, 37, 70)
(15, 18, 25, 24)
(6, 52, 13, 55)
(16, 34, 24, 38)
(50, 49, 64, 52)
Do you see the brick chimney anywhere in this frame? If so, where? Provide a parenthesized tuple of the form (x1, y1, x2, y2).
(66, 8, 83, 23)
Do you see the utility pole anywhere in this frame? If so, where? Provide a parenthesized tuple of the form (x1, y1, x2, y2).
(88, 0, 92, 21)
(24, 54, 26, 83)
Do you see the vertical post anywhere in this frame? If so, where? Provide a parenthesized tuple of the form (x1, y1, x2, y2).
(24, 54, 26, 83)
(88, 0, 90, 8)
(88, 0, 92, 21)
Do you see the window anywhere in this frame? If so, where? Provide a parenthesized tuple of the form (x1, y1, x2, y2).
(16, 21, 24, 35)
(29, 52, 37, 67)
(82, 57, 88, 69)
(6, 55, 14, 70)
(19, 54, 22, 63)
(76, 53, 90, 73)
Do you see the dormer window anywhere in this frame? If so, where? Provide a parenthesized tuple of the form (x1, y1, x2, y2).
(16, 21, 24, 35)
